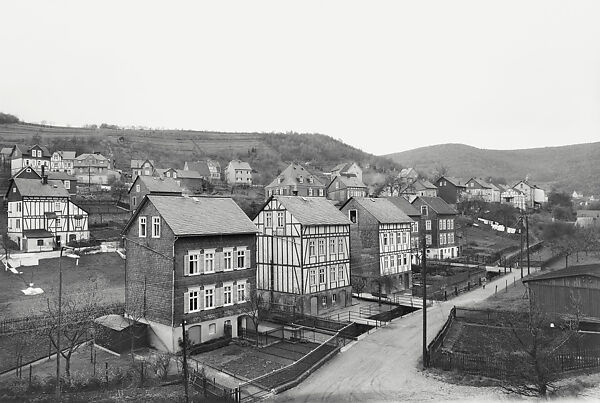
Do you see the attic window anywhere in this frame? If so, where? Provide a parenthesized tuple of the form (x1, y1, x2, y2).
(421, 206, 428, 216)
(349, 209, 357, 223)
(26, 168, 31, 172)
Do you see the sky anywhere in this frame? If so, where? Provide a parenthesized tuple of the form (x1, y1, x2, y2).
(1, 1, 600, 155)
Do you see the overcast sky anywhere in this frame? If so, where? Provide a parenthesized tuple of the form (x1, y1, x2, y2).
(1, 1, 600, 155)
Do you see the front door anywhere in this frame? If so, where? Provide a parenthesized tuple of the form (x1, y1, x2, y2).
(339, 290, 346, 307)
(310, 296, 318, 315)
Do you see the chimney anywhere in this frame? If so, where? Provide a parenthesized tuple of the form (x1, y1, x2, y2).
(41, 165, 48, 184)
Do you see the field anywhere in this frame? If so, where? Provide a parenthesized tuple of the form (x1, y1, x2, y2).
(460, 225, 520, 258)
(0, 252, 125, 319)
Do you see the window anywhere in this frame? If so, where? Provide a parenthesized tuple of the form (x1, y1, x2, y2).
(332, 294, 337, 304)
(310, 269, 316, 286)
(330, 266, 337, 282)
(277, 212, 285, 227)
(329, 238, 336, 255)
(397, 255, 403, 267)
(318, 239, 325, 256)
(309, 240, 316, 257)
(442, 233, 447, 244)
(448, 233, 454, 244)
(16, 202, 21, 212)
(54, 202, 61, 211)
(421, 206, 428, 216)
(298, 175, 304, 183)
(16, 219, 20, 229)
(321, 295, 327, 306)
(319, 189, 324, 196)
(383, 233, 388, 247)
(383, 256, 389, 271)
(403, 254, 408, 266)
(136, 184, 140, 192)
(412, 222, 419, 233)
(189, 290, 199, 312)
(188, 253, 200, 275)
(37, 239, 44, 246)
(223, 284, 233, 305)
(439, 220, 443, 230)
(308, 188, 313, 196)
(56, 218, 61, 227)
(64, 181, 70, 189)
(132, 196, 137, 207)
(173, 172, 177, 179)
(152, 216, 161, 238)
(204, 251, 215, 272)
(338, 238, 344, 255)
(265, 212, 272, 227)
(449, 219, 454, 230)
(402, 232, 408, 246)
(237, 283, 246, 302)
(236, 249, 246, 268)
(204, 287, 214, 309)
(349, 210, 357, 223)
(390, 256, 396, 268)
(440, 234, 444, 245)
(209, 323, 216, 334)
(224, 250, 233, 270)
(338, 265, 344, 281)
(426, 235, 432, 245)
(139, 217, 147, 237)
(75, 218, 82, 227)
(319, 267, 325, 284)
(426, 220, 431, 231)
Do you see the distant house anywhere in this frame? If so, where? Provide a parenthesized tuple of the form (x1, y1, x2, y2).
(9, 144, 51, 175)
(385, 196, 422, 263)
(340, 197, 414, 295)
(572, 191, 583, 199)
(576, 210, 600, 228)
(464, 178, 500, 203)
(434, 176, 467, 205)
(131, 159, 155, 179)
(122, 195, 258, 352)
(1, 147, 13, 165)
(254, 196, 352, 315)
(331, 162, 363, 183)
(399, 179, 438, 200)
(128, 175, 182, 213)
(398, 168, 419, 183)
(74, 153, 113, 185)
(47, 171, 78, 196)
(156, 168, 207, 195)
(265, 162, 326, 199)
(50, 151, 76, 174)
(523, 264, 600, 323)
(224, 160, 253, 186)
(411, 196, 459, 260)
(6, 174, 89, 251)
(183, 161, 212, 181)
(513, 180, 548, 209)
(500, 188, 526, 211)
(326, 174, 368, 203)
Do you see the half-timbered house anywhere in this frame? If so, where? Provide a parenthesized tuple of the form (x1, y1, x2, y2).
(6, 175, 89, 251)
(254, 196, 352, 315)
(122, 195, 257, 353)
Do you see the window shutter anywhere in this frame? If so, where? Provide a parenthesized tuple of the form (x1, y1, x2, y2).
(245, 247, 251, 269)
(232, 281, 237, 304)
(183, 292, 189, 314)
(246, 280, 251, 301)
(199, 252, 205, 274)
(216, 251, 224, 273)
(199, 289, 205, 310)
(215, 286, 223, 307)
(183, 255, 189, 276)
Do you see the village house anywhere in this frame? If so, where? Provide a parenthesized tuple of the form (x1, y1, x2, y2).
(1, 147, 12, 166)
(5, 168, 89, 251)
(326, 174, 368, 204)
(399, 179, 438, 200)
(122, 195, 258, 353)
(513, 180, 548, 209)
(500, 187, 527, 211)
(410, 196, 459, 260)
(265, 162, 327, 200)
(155, 168, 207, 195)
(224, 160, 253, 186)
(254, 196, 352, 315)
(464, 178, 501, 203)
(434, 176, 467, 205)
(330, 162, 363, 183)
(74, 153, 113, 185)
(50, 150, 76, 174)
(9, 144, 51, 175)
(386, 196, 422, 264)
(576, 210, 600, 228)
(184, 160, 221, 182)
(131, 159, 156, 180)
(129, 175, 182, 213)
(397, 167, 419, 184)
(339, 197, 413, 295)
(15, 167, 78, 196)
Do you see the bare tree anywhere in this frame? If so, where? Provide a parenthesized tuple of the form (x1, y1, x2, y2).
(238, 284, 269, 346)
(351, 275, 367, 297)
(371, 275, 395, 306)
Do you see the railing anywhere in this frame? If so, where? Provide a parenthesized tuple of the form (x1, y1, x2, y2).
(190, 370, 239, 402)
(428, 306, 456, 359)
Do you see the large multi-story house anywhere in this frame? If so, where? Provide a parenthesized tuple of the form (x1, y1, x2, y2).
(434, 176, 467, 205)
(326, 174, 368, 204)
(411, 196, 459, 260)
(386, 196, 422, 264)
(6, 170, 89, 251)
(131, 159, 156, 180)
(265, 163, 326, 199)
(122, 195, 258, 352)
(224, 160, 253, 186)
(129, 175, 182, 213)
(254, 196, 352, 315)
(50, 151, 76, 174)
(340, 197, 413, 295)
(513, 180, 548, 209)
(74, 153, 111, 185)
(330, 162, 363, 183)
(9, 144, 51, 175)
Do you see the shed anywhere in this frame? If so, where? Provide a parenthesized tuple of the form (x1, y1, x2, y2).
(94, 314, 148, 354)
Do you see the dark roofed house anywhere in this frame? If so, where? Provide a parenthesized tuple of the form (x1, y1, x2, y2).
(340, 197, 414, 295)
(411, 196, 459, 261)
(254, 196, 352, 315)
(434, 176, 467, 205)
(326, 174, 368, 203)
(122, 195, 258, 353)
(128, 175, 182, 213)
(330, 162, 363, 182)
(265, 162, 326, 200)
(184, 161, 211, 180)
(10, 144, 51, 175)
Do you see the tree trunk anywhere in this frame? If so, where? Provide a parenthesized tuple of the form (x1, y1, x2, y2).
(64, 352, 71, 378)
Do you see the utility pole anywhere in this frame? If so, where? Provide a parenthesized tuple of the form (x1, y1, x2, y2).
(181, 319, 189, 403)
(422, 221, 428, 368)
(525, 214, 530, 276)
(56, 248, 63, 401)
(519, 216, 524, 279)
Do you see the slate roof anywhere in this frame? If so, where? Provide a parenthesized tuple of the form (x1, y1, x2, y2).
(13, 178, 69, 197)
(413, 179, 437, 191)
(1, 147, 12, 155)
(75, 153, 108, 161)
(145, 195, 257, 236)
(336, 175, 367, 188)
(412, 196, 457, 215)
(131, 159, 154, 169)
(54, 150, 76, 159)
(23, 229, 54, 238)
(12, 144, 51, 157)
(135, 176, 182, 193)
(523, 264, 600, 283)
(48, 172, 76, 181)
(176, 169, 204, 179)
(384, 196, 421, 217)
(185, 161, 211, 178)
(275, 196, 351, 226)
(350, 197, 413, 224)
(442, 176, 467, 187)
(267, 163, 325, 188)
(227, 160, 252, 171)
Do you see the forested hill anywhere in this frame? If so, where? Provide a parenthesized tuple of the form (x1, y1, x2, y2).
(0, 123, 399, 186)
(385, 143, 600, 195)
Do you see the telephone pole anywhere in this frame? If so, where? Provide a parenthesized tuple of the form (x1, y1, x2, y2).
(181, 319, 189, 403)
(525, 214, 530, 276)
(519, 216, 524, 279)
(422, 222, 428, 368)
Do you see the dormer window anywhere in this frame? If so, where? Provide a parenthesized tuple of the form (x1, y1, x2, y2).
(298, 176, 303, 183)
(308, 177, 314, 184)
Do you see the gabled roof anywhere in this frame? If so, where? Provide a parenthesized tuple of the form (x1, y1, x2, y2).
(76, 153, 108, 161)
(11, 166, 42, 179)
(185, 161, 211, 178)
(131, 176, 182, 194)
(131, 159, 154, 169)
(334, 175, 367, 189)
(47, 172, 76, 181)
(331, 162, 358, 174)
(399, 168, 419, 178)
(266, 163, 325, 188)
(523, 264, 600, 283)
(12, 178, 69, 197)
(412, 196, 457, 215)
(127, 195, 257, 236)
(1, 147, 12, 155)
(12, 144, 51, 157)
(440, 176, 467, 188)
(347, 197, 413, 224)
(227, 160, 252, 171)
(384, 196, 421, 217)
(176, 169, 205, 179)
(466, 178, 492, 189)
(274, 196, 351, 226)
(54, 150, 76, 159)
(414, 179, 437, 190)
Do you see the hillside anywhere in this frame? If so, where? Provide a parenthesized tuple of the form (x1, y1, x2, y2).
(385, 143, 600, 195)
(0, 123, 400, 186)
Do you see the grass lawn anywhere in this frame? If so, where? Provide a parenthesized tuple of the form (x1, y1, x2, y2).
(0, 252, 125, 319)
(461, 226, 519, 255)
